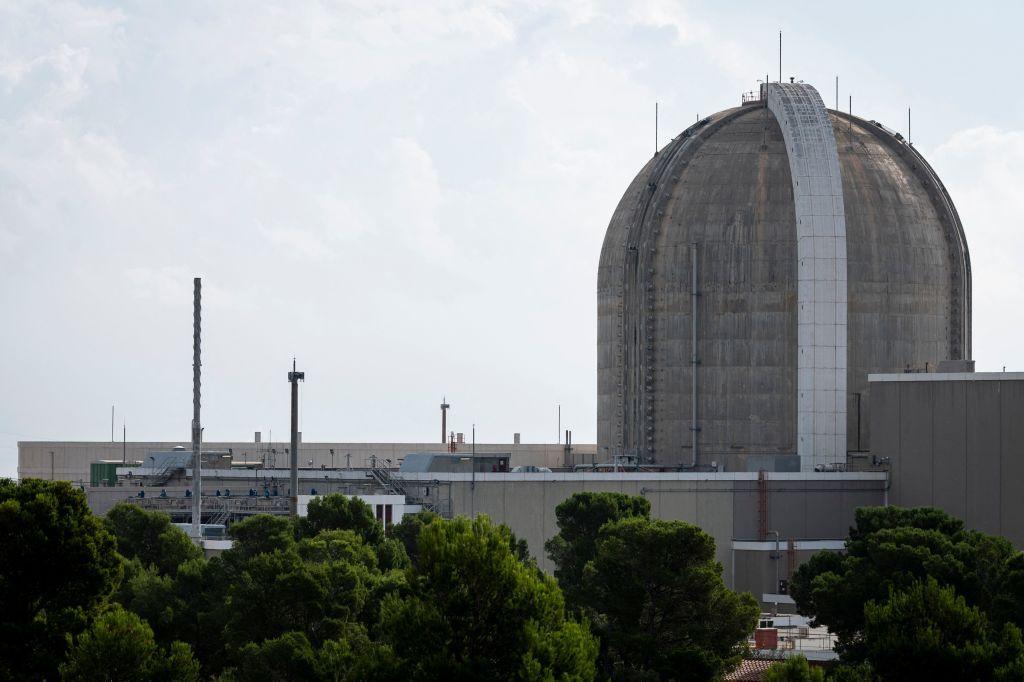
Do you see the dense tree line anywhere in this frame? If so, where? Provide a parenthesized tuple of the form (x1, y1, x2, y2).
(775, 506, 1024, 681)
(0, 480, 757, 680)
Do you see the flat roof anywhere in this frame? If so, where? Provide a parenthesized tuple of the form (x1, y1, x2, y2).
(127, 468, 888, 483)
(869, 372, 1024, 382)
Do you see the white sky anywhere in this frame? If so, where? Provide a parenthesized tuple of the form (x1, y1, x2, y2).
(2, 1, 1022, 478)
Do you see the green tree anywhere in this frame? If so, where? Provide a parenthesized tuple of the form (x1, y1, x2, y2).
(582, 517, 758, 680)
(114, 558, 181, 642)
(391, 510, 439, 564)
(375, 536, 412, 571)
(300, 494, 384, 545)
(225, 625, 399, 682)
(763, 656, 825, 682)
(544, 492, 650, 610)
(0, 479, 123, 680)
(381, 515, 598, 680)
(231, 631, 319, 681)
(861, 578, 1024, 680)
(227, 513, 297, 558)
(790, 506, 1024, 658)
(60, 606, 200, 681)
(104, 502, 201, 575)
(297, 528, 380, 569)
(222, 547, 370, 648)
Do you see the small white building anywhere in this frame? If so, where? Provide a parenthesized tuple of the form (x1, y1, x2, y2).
(297, 493, 420, 529)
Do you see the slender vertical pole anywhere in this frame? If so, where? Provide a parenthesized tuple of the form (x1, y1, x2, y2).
(654, 102, 658, 157)
(690, 243, 699, 468)
(849, 95, 852, 135)
(122, 425, 126, 465)
(835, 76, 838, 111)
(288, 359, 304, 516)
(111, 405, 114, 442)
(190, 278, 202, 540)
(440, 398, 449, 444)
(908, 107, 911, 145)
(470, 423, 476, 516)
(778, 31, 782, 83)
(557, 404, 561, 444)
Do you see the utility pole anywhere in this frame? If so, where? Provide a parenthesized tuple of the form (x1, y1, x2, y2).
(288, 359, 305, 516)
(190, 277, 203, 541)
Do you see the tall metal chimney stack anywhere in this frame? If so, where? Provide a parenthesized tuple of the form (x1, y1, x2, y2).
(440, 398, 450, 444)
(288, 359, 305, 516)
(190, 278, 203, 540)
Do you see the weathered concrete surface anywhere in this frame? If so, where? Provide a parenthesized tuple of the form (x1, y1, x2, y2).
(870, 373, 1024, 548)
(598, 93, 970, 469)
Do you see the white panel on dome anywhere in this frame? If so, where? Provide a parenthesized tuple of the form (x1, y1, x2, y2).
(767, 83, 847, 471)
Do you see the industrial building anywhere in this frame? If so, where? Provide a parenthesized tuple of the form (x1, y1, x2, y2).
(17, 80, 1008, 612)
(17, 439, 588, 487)
(598, 82, 970, 471)
(870, 371, 1024, 547)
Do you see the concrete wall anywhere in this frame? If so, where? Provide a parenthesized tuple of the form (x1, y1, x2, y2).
(871, 373, 1024, 547)
(732, 540, 848, 614)
(84, 469, 885, 604)
(18, 440, 596, 485)
(412, 471, 885, 593)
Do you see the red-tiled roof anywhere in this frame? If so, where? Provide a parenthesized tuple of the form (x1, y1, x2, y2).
(724, 658, 777, 681)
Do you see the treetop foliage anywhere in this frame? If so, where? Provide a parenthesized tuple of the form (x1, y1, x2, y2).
(789, 505, 1024, 679)
(546, 491, 757, 680)
(3, 484, 785, 681)
(0, 479, 123, 680)
(104, 502, 202, 575)
(791, 505, 1024, 660)
(544, 491, 651, 610)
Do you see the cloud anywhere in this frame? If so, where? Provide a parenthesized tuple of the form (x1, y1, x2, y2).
(624, 0, 756, 79)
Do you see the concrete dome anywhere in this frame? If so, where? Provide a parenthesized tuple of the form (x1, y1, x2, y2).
(597, 83, 970, 471)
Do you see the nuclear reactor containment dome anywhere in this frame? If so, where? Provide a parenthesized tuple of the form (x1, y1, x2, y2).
(597, 83, 970, 472)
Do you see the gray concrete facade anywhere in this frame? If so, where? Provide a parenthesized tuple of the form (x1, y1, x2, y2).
(870, 373, 1024, 548)
(597, 84, 971, 470)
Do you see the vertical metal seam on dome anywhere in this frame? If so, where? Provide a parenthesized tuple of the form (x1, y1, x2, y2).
(767, 83, 848, 472)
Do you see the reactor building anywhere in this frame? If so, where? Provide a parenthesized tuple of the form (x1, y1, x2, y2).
(597, 82, 971, 472)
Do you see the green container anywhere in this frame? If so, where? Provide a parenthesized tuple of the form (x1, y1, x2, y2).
(90, 462, 119, 487)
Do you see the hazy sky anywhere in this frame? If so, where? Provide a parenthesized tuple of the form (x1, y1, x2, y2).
(3, 0, 1023, 477)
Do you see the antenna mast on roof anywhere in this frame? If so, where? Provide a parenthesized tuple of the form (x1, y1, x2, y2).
(778, 31, 782, 83)
(654, 102, 658, 157)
